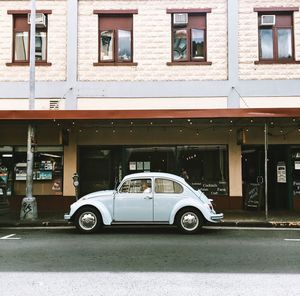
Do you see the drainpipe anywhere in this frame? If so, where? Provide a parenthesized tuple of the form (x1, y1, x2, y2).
(264, 122, 268, 220)
(20, 0, 38, 220)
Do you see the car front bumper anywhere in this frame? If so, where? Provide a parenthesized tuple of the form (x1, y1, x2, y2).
(64, 213, 71, 221)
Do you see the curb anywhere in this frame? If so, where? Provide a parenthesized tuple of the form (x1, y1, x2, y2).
(1, 220, 300, 228)
(220, 221, 300, 228)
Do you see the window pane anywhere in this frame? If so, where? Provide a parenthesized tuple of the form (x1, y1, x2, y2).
(120, 180, 130, 193)
(278, 28, 292, 59)
(15, 32, 29, 61)
(155, 179, 183, 194)
(100, 30, 114, 61)
(192, 29, 204, 59)
(129, 179, 151, 193)
(118, 30, 131, 61)
(35, 32, 47, 61)
(173, 29, 187, 61)
(259, 29, 273, 59)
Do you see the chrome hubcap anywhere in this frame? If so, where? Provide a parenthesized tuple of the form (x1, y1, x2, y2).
(181, 212, 199, 231)
(79, 212, 97, 231)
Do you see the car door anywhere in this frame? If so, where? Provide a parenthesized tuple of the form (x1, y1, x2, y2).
(114, 178, 153, 221)
(153, 178, 184, 221)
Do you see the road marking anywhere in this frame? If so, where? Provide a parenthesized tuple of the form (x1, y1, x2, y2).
(284, 239, 300, 242)
(0, 234, 21, 240)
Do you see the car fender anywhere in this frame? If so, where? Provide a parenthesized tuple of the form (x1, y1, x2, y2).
(70, 199, 113, 225)
(169, 198, 211, 224)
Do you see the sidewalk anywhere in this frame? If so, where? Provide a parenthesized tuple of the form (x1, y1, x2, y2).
(0, 210, 299, 228)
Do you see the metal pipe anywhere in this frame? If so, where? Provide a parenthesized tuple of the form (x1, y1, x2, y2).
(264, 122, 268, 220)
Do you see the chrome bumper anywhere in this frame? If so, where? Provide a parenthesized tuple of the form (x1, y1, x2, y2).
(64, 213, 71, 220)
(210, 213, 224, 222)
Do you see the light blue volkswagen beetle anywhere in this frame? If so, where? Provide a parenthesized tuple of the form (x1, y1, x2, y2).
(64, 172, 223, 234)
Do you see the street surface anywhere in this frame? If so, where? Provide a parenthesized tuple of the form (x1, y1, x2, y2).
(0, 226, 300, 295)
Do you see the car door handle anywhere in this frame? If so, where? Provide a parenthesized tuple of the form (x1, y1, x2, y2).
(144, 196, 153, 200)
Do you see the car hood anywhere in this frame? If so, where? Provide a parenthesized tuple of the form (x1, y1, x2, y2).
(80, 190, 115, 201)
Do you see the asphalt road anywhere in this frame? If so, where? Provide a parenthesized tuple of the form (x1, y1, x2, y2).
(0, 226, 300, 295)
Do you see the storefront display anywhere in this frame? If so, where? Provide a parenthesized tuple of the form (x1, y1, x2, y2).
(14, 146, 63, 195)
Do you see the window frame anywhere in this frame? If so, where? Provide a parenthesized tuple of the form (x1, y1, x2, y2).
(254, 7, 300, 64)
(93, 10, 138, 66)
(166, 8, 212, 66)
(6, 10, 52, 67)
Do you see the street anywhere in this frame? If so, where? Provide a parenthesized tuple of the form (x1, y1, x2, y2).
(0, 226, 300, 295)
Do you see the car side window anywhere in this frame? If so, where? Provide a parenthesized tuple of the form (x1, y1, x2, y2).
(155, 178, 183, 194)
(119, 180, 130, 193)
(119, 179, 152, 193)
(129, 179, 152, 193)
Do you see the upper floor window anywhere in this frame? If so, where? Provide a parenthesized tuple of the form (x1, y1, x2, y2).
(7, 10, 51, 66)
(254, 8, 299, 64)
(167, 9, 212, 65)
(93, 10, 138, 66)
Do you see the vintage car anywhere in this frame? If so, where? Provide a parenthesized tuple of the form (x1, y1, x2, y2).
(64, 172, 223, 234)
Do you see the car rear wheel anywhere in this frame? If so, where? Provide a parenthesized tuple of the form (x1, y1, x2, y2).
(74, 207, 102, 233)
(176, 208, 203, 234)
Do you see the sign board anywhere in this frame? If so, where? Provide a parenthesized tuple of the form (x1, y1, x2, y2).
(244, 183, 264, 209)
(277, 161, 286, 183)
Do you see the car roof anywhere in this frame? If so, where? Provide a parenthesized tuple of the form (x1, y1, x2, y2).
(123, 172, 185, 183)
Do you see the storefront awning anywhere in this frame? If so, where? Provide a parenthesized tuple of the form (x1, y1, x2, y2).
(0, 108, 300, 121)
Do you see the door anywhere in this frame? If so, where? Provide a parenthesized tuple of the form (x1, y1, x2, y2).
(242, 145, 290, 210)
(114, 178, 153, 221)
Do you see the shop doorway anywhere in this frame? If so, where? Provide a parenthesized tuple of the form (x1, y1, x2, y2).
(78, 146, 122, 196)
(242, 145, 291, 210)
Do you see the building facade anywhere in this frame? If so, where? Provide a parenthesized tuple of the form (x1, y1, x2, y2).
(0, 0, 300, 215)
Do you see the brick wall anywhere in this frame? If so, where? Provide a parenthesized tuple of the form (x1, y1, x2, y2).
(0, 0, 67, 82)
(78, 0, 227, 81)
(239, 0, 300, 80)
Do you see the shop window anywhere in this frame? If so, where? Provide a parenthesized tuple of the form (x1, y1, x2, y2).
(167, 9, 212, 65)
(7, 11, 51, 66)
(177, 145, 228, 196)
(14, 146, 63, 195)
(255, 10, 297, 63)
(93, 10, 138, 66)
(0, 146, 14, 196)
(126, 147, 176, 174)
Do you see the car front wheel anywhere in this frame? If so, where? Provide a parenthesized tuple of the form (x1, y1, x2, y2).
(74, 207, 102, 233)
(176, 208, 203, 234)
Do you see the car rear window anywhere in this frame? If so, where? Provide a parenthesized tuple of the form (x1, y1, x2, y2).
(155, 178, 183, 194)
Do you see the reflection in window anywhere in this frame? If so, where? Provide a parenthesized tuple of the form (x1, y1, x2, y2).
(155, 179, 183, 194)
(259, 29, 273, 59)
(118, 30, 132, 61)
(15, 32, 29, 61)
(100, 30, 114, 61)
(35, 32, 47, 61)
(192, 29, 204, 59)
(278, 29, 292, 59)
(173, 29, 187, 61)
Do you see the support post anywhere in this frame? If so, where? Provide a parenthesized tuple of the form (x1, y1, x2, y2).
(264, 123, 268, 220)
(20, 0, 38, 220)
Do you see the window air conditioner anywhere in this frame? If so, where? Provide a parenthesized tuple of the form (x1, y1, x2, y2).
(173, 13, 188, 26)
(28, 13, 46, 28)
(260, 15, 276, 26)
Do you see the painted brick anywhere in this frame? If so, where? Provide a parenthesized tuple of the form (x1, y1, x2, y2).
(0, 0, 67, 82)
(78, 0, 228, 81)
(239, 0, 300, 80)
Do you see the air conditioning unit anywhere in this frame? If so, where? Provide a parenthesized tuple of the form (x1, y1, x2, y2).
(260, 15, 276, 26)
(173, 13, 188, 26)
(28, 13, 46, 28)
